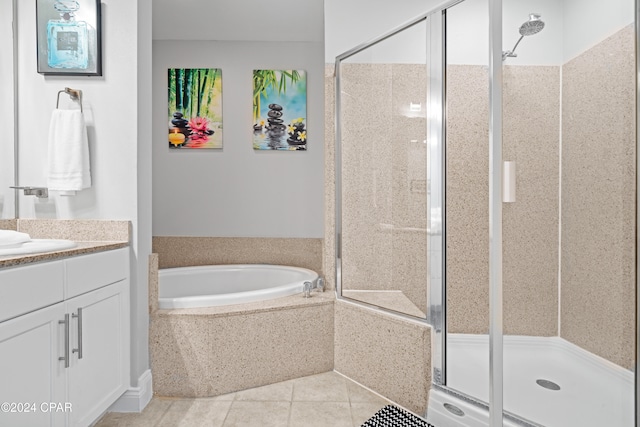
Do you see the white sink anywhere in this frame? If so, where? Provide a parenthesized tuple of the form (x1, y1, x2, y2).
(0, 239, 77, 257)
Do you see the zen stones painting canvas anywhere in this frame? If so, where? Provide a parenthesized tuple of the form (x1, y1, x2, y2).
(168, 68, 223, 149)
(252, 70, 307, 151)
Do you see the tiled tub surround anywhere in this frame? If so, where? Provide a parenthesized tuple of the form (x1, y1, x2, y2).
(153, 236, 324, 284)
(150, 236, 335, 398)
(323, 66, 337, 293)
(149, 253, 160, 313)
(148, 253, 432, 416)
(150, 236, 336, 397)
(0, 219, 130, 267)
(150, 292, 335, 398)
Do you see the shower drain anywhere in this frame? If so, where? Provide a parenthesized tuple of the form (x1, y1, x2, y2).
(536, 379, 561, 391)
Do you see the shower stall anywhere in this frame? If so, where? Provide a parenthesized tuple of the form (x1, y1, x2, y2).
(334, 0, 638, 426)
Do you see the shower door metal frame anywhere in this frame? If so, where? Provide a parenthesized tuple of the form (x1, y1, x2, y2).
(333, 0, 465, 416)
(426, 7, 447, 389)
(634, 0, 640, 425)
(488, 0, 504, 425)
(333, 10, 437, 323)
(333, 5, 464, 307)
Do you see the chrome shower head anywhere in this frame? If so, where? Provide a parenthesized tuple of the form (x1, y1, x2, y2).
(503, 13, 545, 60)
(519, 13, 545, 37)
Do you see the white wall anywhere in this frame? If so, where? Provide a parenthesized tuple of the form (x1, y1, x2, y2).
(325, 0, 441, 63)
(153, 40, 325, 238)
(327, 0, 633, 67)
(16, 1, 138, 221)
(14, 0, 151, 389)
(563, 0, 634, 62)
(0, 0, 15, 219)
(326, 0, 564, 66)
(339, 18, 427, 65)
(136, 0, 153, 388)
(153, 0, 323, 43)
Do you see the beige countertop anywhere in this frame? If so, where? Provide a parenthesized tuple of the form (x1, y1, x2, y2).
(0, 241, 129, 268)
(0, 219, 131, 268)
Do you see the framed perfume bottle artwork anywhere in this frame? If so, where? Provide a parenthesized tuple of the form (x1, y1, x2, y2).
(36, 0, 102, 76)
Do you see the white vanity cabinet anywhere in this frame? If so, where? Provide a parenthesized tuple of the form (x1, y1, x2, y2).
(65, 279, 129, 427)
(0, 248, 130, 427)
(0, 301, 67, 427)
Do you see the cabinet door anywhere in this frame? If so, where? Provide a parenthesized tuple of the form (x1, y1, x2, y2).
(0, 303, 67, 427)
(66, 280, 129, 427)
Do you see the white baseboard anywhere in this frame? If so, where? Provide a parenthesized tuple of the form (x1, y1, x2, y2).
(108, 370, 153, 413)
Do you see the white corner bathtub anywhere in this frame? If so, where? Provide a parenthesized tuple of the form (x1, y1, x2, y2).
(158, 264, 318, 309)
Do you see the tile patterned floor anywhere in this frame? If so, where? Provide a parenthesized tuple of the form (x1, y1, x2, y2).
(94, 371, 391, 427)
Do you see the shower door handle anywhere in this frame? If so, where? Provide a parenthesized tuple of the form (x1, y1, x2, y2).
(503, 161, 516, 203)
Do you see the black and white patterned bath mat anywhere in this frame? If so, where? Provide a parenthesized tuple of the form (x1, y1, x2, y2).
(361, 405, 434, 427)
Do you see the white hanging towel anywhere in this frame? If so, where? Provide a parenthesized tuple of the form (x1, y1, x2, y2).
(47, 109, 91, 194)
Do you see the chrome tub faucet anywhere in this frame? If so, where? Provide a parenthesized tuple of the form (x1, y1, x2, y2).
(303, 277, 325, 298)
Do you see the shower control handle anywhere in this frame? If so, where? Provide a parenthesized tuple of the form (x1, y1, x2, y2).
(503, 161, 516, 203)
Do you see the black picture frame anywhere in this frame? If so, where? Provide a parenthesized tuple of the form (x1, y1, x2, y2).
(36, 0, 102, 76)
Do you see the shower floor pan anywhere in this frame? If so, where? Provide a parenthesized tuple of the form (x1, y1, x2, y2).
(427, 334, 633, 427)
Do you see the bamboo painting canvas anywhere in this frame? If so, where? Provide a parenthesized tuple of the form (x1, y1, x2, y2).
(253, 70, 307, 151)
(168, 68, 222, 149)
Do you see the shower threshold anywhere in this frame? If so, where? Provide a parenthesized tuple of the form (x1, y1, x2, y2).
(427, 334, 633, 427)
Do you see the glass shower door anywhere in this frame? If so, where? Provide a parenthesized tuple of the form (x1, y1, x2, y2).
(336, 17, 429, 320)
(500, 0, 636, 425)
(441, 0, 493, 407)
(435, 0, 637, 425)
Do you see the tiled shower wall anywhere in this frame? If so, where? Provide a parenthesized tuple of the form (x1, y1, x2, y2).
(445, 64, 491, 334)
(560, 26, 636, 369)
(446, 64, 561, 336)
(502, 66, 561, 337)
